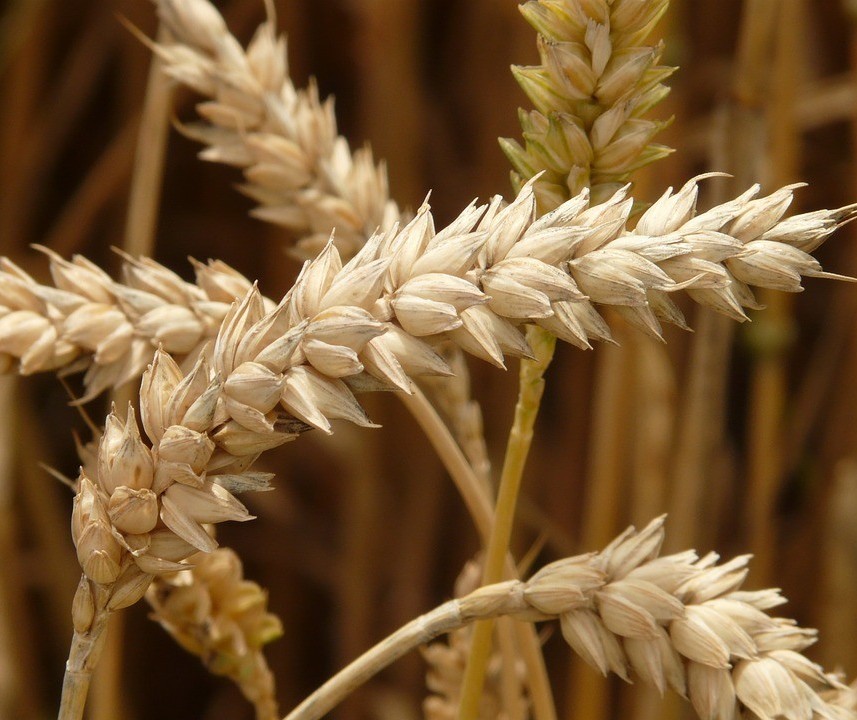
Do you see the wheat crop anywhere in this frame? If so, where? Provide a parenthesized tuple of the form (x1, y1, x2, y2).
(1, 1, 856, 719)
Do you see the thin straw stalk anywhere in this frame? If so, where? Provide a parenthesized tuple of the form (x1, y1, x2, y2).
(400, 385, 556, 720)
(122, 24, 173, 260)
(0, 379, 44, 719)
(457, 326, 557, 720)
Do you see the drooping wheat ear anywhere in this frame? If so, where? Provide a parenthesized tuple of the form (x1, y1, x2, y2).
(151, 0, 402, 260)
(422, 559, 528, 720)
(284, 517, 857, 720)
(501, 0, 673, 210)
(146, 0, 497, 480)
(64, 178, 855, 615)
(146, 547, 282, 720)
(4, 178, 852, 402)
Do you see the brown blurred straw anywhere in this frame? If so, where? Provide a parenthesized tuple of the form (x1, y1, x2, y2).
(668, 0, 780, 553)
(43, 120, 138, 257)
(0, 379, 44, 719)
(122, 25, 174, 260)
(629, 336, 675, 526)
(352, 0, 425, 209)
(1, 7, 116, 250)
(744, 0, 802, 587)
(820, 459, 857, 676)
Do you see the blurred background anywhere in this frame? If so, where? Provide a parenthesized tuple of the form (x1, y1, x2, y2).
(1, 0, 857, 718)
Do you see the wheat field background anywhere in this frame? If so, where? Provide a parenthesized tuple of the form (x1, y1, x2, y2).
(1, 0, 856, 719)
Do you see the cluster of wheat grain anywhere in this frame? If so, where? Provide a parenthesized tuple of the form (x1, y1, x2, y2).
(287, 518, 857, 720)
(1, 0, 851, 718)
(501, 0, 673, 207)
(2, 179, 851, 403)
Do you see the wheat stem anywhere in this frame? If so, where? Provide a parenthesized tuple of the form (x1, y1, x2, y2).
(398, 386, 494, 540)
(284, 598, 468, 720)
(58, 590, 111, 720)
(458, 325, 556, 720)
(123, 25, 173, 259)
(400, 383, 557, 720)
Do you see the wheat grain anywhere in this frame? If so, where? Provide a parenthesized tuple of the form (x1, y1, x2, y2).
(2, 0, 845, 401)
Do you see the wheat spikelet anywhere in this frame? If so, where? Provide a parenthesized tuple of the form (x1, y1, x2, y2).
(146, 547, 282, 720)
(501, 0, 673, 209)
(286, 517, 857, 720)
(0, 249, 261, 401)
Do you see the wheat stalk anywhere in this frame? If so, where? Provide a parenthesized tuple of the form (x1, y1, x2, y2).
(284, 517, 857, 720)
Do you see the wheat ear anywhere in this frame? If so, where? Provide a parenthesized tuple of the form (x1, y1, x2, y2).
(502, 0, 673, 209)
(146, 547, 283, 720)
(284, 517, 857, 720)
(150, 0, 401, 260)
(2, 178, 853, 402)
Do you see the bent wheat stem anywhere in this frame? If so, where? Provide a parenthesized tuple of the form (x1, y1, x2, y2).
(398, 386, 493, 540)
